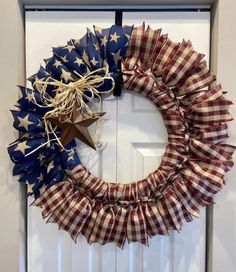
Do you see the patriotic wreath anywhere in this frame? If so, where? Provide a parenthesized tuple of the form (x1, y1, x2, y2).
(8, 24, 235, 248)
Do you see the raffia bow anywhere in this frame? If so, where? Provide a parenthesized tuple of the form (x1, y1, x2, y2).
(29, 65, 115, 153)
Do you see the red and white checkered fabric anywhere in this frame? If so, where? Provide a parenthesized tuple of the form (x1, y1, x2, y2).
(32, 23, 235, 247)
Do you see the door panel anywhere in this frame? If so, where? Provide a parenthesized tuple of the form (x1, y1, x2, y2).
(26, 11, 117, 272)
(26, 10, 210, 272)
(115, 12, 210, 272)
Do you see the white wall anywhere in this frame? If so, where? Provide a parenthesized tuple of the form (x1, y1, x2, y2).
(211, 0, 236, 271)
(0, 1, 25, 272)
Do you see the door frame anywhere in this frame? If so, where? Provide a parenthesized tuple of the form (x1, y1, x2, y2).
(1, 1, 234, 272)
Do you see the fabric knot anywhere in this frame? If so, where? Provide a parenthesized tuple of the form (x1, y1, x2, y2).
(184, 133, 190, 142)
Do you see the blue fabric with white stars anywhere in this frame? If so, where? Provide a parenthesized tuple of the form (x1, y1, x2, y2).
(8, 24, 133, 198)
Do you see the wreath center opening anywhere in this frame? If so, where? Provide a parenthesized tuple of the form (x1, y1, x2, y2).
(78, 90, 168, 184)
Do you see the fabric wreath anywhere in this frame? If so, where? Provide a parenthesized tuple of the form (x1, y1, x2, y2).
(8, 23, 235, 248)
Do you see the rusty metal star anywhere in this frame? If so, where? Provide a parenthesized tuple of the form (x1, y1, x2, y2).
(48, 107, 105, 149)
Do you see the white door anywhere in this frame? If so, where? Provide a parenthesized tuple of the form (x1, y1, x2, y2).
(26, 9, 210, 272)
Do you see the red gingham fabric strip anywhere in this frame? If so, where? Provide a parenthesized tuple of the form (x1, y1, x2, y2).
(181, 166, 221, 205)
(127, 205, 148, 245)
(162, 110, 186, 135)
(189, 138, 233, 162)
(108, 207, 128, 248)
(162, 188, 187, 231)
(180, 90, 207, 107)
(88, 204, 115, 245)
(156, 198, 178, 230)
(162, 42, 205, 87)
(188, 160, 226, 186)
(46, 192, 78, 224)
(139, 27, 161, 67)
(123, 71, 155, 98)
(147, 84, 177, 111)
(107, 183, 124, 202)
(191, 123, 229, 144)
(173, 178, 200, 217)
(81, 202, 101, 242)
(143, 202, 168, 236)
(194, 84, 223, 103)
(160, 143, 185, 167)
(186, 99, 233, 125)
(59, 196, 92, 242)
(152, 39, 180, 77)
(176, 61, 216, 95)
(31, 181, 65, 208)
(220, 144, 235, 156)
(125, 24, 145, 69)
(31, 181, 73, 218)
(146, 169, 166, 193)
